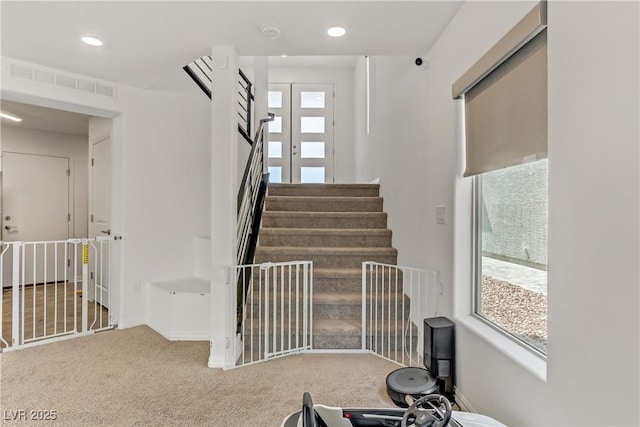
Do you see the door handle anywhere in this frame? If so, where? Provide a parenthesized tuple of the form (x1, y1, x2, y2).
(101, 229, 111, 235)
(4, 225, 18, 231)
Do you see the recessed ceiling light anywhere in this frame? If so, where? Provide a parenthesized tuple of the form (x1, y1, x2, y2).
(82, 36, 103, 47)
(327, 26, 346, 38)
(0, 111, 23, 122)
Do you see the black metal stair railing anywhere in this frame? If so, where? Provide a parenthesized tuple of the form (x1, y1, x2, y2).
(183, 56, 254, 145)
(236, 113, 274, 267)
(183, 56, 213, 99)
(235, 113, 274, 332)
(237, 69, 254, 145)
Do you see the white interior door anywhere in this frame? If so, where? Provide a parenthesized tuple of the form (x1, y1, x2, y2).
(2, 152, 70, 286)
(89, 136, 111, 307)
(291, 84, 334, 183)
(267, 83, 335, 184)
(267, 84, 291, 183)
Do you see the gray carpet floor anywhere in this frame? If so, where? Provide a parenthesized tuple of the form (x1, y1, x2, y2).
(0, 325, 400, 426)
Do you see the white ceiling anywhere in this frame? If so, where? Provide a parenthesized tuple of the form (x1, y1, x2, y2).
(1, 1, 464, 90)
(1, 100, 90, 137)
(0, 1, 463, 134)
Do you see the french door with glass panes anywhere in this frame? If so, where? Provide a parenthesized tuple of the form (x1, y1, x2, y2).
(267, 83, 334, 183)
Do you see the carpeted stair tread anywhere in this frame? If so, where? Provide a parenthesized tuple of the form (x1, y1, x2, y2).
(313, 291, 362, 305)
(256, 246, 397, 255)
(260, 228, 391, 236)
(247, 291, 406, 306)
(269, 183, 380, 197)
(265, 196, 383, 212)
(259, 228, 392, 248)
(313, 318, 361, 336)
(262, 211, 388, 229)
(313, 268, 363, 293)
(254, 247, 397, 269)
(314, 267, 362, 278)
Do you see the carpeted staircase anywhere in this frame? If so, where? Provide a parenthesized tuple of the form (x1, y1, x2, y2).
(255, 183, 398, 349)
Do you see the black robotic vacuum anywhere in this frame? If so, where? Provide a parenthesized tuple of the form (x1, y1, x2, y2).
(385, 367, 438, 407)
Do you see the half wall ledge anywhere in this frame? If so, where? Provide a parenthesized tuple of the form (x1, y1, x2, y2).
(146, 278, 211, 341)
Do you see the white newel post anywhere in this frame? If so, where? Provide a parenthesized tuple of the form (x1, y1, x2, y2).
(208, 45, 239, 368)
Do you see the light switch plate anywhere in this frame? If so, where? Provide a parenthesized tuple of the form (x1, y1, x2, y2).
(436, 206, 446, 225)
(213, 56, 228, 69)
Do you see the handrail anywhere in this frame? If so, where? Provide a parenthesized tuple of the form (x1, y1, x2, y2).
(237, 113, 275, 266)
(237, 113, 274, 213)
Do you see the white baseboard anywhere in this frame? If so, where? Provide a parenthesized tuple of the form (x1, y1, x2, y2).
(454, 386, 476, 413)
(117, 319, 146, 329)
(145, 319, 208, 341)
(207, 353, 225, 369)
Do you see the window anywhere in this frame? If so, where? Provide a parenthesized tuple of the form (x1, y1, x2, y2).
(474, 160, 548, 354)
(453, 2, 548, 355)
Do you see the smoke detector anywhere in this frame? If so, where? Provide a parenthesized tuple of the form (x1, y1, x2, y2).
(260, 24, 282, 40)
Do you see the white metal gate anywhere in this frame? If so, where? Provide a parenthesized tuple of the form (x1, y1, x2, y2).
(0, 237, 116, 351)
(226, 261, 313, 369)
(362, 261, 440, 367)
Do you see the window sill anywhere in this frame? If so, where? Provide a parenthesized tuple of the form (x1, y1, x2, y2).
(455, 314, 547, 382)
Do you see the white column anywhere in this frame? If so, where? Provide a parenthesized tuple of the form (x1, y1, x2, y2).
(208, 45, 239, 368)
(253, 56, 269, 171)
(253, 57, 269, 128)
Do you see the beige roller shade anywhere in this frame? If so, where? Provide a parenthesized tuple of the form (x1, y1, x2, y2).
(464, 30, 547, 177)
(453, 1, 548, 177)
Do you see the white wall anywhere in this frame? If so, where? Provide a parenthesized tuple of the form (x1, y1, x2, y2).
(2, 57, 212, 329)
(544, 1, 639, 424)
(353, 55, 445, 272)
(117, 85, 211, 327)
(1, 125, 89, 238)
(356, 1, 639, 425)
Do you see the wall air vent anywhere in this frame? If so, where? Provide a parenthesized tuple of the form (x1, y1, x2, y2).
(56, 75, 76, 89)
(8, 60, 116, 99)
(183, 56, 213, 99)
(34, 69, 55, 85)
(77, 80, 96, 93)
(10, 64, 33, 80)
(96, 84, 114, 97)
